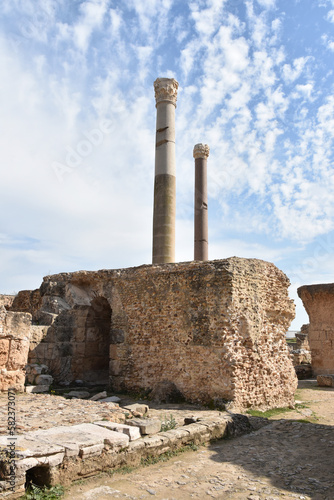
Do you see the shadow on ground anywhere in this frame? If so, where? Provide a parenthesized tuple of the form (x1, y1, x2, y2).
(209, 417, 334, 499)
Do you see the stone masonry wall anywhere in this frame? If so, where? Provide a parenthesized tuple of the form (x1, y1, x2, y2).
(298, 284, 334, 375)
(29, 258, 297, 410)
(10, 289, 42, 320)
(0, 306, 31, 391)
(0, 295, 15, 310)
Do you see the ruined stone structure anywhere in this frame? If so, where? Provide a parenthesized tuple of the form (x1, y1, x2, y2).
(0, 295, 15, 310)
(193, 143, 209, 261)
(298, 283, 334, 375)
(19, 257, 297, 411)
(0, 307, 31, 391)
(152, 77, 178, 264)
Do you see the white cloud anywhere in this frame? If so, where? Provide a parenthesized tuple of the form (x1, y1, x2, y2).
(282, 56, 310, 83)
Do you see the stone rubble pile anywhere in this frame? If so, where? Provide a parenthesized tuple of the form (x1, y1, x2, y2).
(25, 364, 53, 393)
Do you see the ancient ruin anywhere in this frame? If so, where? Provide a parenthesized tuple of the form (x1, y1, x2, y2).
(298, 283, 334, 376)
(0, 258, 297, 411)
(193, 143, 209, 261)
(152, 78, 178, 264)
(0, 77, 299, 412)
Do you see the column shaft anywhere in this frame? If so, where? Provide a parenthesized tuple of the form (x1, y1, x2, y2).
(152, 78, 178, 264)
(193, 144, 209, 261)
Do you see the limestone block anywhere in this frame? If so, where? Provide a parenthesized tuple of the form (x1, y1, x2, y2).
(7, 339, 30, 371)
(67, 390, 90, 399)
(35, 374, 53, 386)
(99, 396, 121, 403)
(94, 421, 141, 441)
(127, 418, 161, 435)
(123, 403, 149, 415)
(317, 374, 334, 387)
(0, 434, 64, 459)
(90, 391, 107, 401)
(79, 443, 104, 458)
(4, 312, 31, 340)
(25, 385, 50, 393)
(0, 370, 25, 392)
(0, 338, 9, 366)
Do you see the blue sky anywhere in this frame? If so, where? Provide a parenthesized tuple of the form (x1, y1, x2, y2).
(1, 0, 334, 329)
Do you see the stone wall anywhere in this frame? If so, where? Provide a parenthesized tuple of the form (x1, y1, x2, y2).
(298, 284, 334, 375)
(10, 289, 42, 320)
(29, 258, 297, 410)
(0, 306, 31, 391)
(0, 295, 15, 310)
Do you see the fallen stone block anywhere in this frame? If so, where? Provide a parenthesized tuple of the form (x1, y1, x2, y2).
(317, 374, 334, 387)
(127, 418, 161, 435)
(123, 403, 148, 416)
(99, 396, 121, 403)
(25, 385, 50, 393)
(90, 391, 107, 401)
(67, 390, 90, 399)
(94, 421, 141, 441)
(35, 374, 53, 386)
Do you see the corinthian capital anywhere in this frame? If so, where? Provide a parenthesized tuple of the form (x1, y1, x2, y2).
(154, 78, 179, 107)
(193, 143, 210, 159)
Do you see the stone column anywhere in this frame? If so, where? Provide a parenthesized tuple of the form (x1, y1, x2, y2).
(193, 143, 209, 261)
(152, 77, 179, 264)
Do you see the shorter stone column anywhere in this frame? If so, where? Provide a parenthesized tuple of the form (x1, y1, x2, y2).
(193, 143, 209, 261)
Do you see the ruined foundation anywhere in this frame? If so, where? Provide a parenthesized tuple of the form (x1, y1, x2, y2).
(19, 257, 297, 411)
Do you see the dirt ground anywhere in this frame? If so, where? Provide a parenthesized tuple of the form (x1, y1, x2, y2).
(63, 380, 334, 500)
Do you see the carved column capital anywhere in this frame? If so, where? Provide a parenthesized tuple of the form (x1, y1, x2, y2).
(154, 78, 179, 107)
(193, 143, 210, 159)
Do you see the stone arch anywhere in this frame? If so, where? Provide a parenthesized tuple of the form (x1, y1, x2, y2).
(82, 296, 111, 385)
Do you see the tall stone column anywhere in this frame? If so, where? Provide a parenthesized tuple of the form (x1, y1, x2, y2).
(193, 143, 209, 261)
(152, 77, 179, 264)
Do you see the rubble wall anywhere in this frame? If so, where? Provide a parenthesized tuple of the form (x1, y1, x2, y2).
(31, 258, 296, 410)
(298, 284, 334, 375)
(0, 295, 15, 310)
(0, 306, 31, 391)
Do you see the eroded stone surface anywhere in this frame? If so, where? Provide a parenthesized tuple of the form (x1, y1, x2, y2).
(127, 418, 162, 435)
(94, 421, 141, 441)
(298, 283, 334, 375)
(0, 307, 31, 391)
(24, 258, 296, 411)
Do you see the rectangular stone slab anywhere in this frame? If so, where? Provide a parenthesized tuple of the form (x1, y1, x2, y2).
(94, 421, 141, 441)
(127, 418, 161, 435)
(0, 434, 64, 459)
(29, 423, 129, 456)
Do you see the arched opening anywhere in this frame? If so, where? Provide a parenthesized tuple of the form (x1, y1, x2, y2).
(25, 465, 51, 489)
(82, 297, 111, 385)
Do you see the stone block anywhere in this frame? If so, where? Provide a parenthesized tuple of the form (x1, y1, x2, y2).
(90, 391, 107, 401)
(123, 403, 149, 415)
(0, 339, 9, 366)
(25, 385, 50, 393)
(79, 443, 104, 458)
(94, 421, 141, 441)
(67, 390, 90, 398)
(317, 374, 334, 387)
(7, 339, 30, 371)
(127, 418, 161, 435)
(28, 423, 129, 457)
(35, 374, 53, 386)
(99, 396, 121, 403)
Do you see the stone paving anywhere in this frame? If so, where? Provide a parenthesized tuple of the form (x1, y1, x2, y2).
(65, 419, 334, 500)
(0, 392, 128, 434)
(0, 381, 333, 499)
